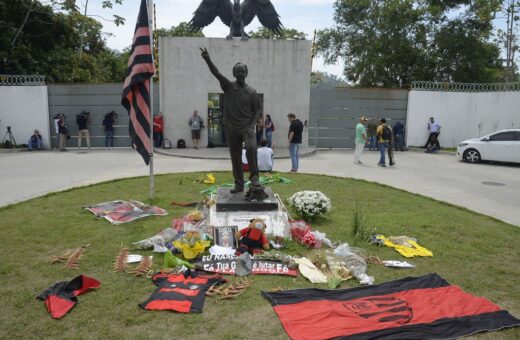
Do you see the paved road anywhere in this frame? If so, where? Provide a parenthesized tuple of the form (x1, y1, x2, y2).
(1, 149, 519, 227)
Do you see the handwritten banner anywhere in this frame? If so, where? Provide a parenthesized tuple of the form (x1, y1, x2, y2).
(197, 254, 297, 276)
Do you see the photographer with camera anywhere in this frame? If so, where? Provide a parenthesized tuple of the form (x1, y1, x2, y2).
(76, 111, 91, 151)
(103, 111, 117, 149)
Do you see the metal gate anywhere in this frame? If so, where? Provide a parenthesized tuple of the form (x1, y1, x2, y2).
(48, 83, 159, 148)
(308, 87, 409, 148)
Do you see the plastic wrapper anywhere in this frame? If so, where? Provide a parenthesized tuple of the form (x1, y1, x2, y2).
(333, 243, 374, 285)
(325, 253, 351, 281)
(133, 228, 178, 249)
(311, 230, 333, 248)
(389, 236, 417, 247)
(164, 250, 194, 269)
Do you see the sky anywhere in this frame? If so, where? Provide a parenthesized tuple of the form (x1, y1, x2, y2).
(81, 0, 345, 77)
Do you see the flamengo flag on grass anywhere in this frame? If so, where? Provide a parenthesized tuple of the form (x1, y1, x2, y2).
(263, 273, 520, 339)
(121, 0, 155, 165)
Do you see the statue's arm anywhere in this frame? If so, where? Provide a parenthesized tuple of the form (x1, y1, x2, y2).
(200, 47, 228, 86)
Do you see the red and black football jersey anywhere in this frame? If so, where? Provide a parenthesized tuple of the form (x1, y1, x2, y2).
(37, 275, 101, 319)
(139, 270, 225, 313)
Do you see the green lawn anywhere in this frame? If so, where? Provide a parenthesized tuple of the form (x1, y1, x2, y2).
(0, 172, 519, 339)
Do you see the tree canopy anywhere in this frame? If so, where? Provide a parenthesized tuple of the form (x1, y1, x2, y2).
(316, 0, 509, 87)
(156, 22, 204, 38)
(0, 0, 127, 82)
(311, 71, 347, 87)
(248, 27, 307, 40)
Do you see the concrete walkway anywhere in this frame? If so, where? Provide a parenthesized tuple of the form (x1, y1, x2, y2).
(1, 148, 519, 227)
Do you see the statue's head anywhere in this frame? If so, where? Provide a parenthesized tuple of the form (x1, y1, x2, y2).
(233, 0, 240, 5)
(232, 62, 248, 84)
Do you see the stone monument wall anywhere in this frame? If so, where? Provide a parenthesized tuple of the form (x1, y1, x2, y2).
(159, 37, 312, 148)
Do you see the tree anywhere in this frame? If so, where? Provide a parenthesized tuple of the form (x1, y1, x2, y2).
(0, 0, 127, 82)
(156, 22, 204, 37)
(496, 0, 520, 81)
(316, 0, 505, 87)
(248, 27, 306, 40)
(311, 71, 347, 87)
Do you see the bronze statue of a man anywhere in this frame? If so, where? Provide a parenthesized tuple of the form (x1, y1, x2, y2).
(200, 48, 265, 199)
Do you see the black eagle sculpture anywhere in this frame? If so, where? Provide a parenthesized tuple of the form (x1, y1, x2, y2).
(189, 0, 283, 41)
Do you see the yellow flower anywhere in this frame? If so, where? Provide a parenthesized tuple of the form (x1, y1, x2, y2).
(173, 239, 210, 260)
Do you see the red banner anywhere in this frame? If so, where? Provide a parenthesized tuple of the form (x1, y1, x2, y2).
(198, 254, 297, 276)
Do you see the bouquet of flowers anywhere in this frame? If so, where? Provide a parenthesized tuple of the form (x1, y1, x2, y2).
(303, 232, 317, 248)
(287, 191, 332, 221)
(173, 231, 210, 260)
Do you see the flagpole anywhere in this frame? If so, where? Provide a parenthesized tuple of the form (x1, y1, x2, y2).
(147, 0, 155, 200)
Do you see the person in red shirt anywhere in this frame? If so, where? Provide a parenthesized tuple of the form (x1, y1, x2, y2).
(235, 218, 270, 255)
(153, 112, 164, 148)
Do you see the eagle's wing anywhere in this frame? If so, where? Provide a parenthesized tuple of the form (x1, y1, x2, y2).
(241, 0, 283, 34)
(189, 0, 233, 31)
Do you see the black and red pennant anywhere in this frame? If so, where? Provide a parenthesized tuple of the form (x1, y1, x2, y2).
(37, 275, 100, 319)
(262, 273, 520, 340)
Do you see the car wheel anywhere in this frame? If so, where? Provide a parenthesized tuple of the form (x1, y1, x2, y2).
(463, 149, 481, 163)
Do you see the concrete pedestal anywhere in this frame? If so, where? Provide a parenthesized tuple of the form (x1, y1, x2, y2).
(209, 188, 290, 238)
(215, 187, 278, 212)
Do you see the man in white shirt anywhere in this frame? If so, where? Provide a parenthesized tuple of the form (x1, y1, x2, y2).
(257, 139, 274, 172)
(424, 117, 441, 150)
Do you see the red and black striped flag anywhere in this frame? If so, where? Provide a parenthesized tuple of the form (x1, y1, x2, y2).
(263, 273, 520, 339)
(122, 0, 155, 165)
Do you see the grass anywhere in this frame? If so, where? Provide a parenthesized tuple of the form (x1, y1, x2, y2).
(0, 172, 519, 339)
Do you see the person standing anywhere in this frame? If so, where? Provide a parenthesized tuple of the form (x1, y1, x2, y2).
(58, 114, 68, 151)
(287, 113, 304, 173)
(424, 117, 441, 149)
(153, 112, 164, 148)
(393, 120, 405, 151)
(376, 118, 392, 167)
(103, 111, 116, 149)
(264, 114, 275, 148)
(256, 117, 263, 145)
(354, 117, 368, 164)
(189, 110, 204, 149)
(76, 111, 91, 151)
(367, 118, 378, 151)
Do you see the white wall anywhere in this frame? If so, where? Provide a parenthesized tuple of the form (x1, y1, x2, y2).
(407, 91, 520, 147)
(160, 37, 312, 148)
(0, 86, 50, 148)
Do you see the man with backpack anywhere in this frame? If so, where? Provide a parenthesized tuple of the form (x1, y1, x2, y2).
(376, 118, 393, 167)
(188, 110, 204, 149)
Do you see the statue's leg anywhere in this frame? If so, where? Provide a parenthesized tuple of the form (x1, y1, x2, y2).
(240, 22, 248, 41)
(244, 128, 260, 187)
(228, 22, 237, 39)
(226, 127, 244, 192)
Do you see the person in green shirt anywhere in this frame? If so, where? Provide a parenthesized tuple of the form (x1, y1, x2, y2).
(354, 117, 368, 164)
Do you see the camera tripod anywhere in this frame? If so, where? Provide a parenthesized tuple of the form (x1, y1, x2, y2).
(2, 127, 17, 148)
